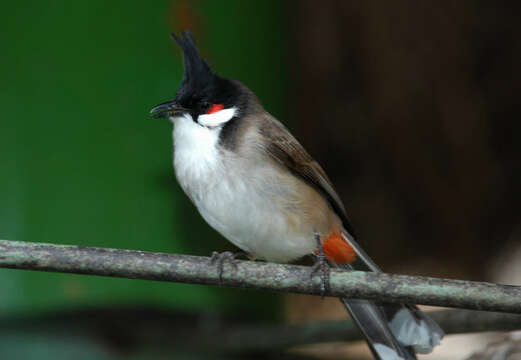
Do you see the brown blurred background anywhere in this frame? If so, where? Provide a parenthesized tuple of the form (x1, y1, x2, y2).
(287, 0, 521, 281)
(284, 3, 521, 358)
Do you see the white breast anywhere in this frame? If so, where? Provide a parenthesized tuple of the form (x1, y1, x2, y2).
(172, 113, 223, 198)
(171, 114, 316, 263)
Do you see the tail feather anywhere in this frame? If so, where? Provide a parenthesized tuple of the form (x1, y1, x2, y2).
(387, 305, 443, 354)
(332, 232, 444, 358)
(341, 298, 417, 360)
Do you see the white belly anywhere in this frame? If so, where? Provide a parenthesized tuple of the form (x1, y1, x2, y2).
(194, 172, 315, 262)
(171, 114, 316, 263)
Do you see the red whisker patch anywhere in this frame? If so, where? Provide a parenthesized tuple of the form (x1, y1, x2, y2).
(207, 104, 224, 114)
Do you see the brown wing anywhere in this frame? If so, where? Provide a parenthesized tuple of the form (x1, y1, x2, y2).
(258, 116, 357, 238)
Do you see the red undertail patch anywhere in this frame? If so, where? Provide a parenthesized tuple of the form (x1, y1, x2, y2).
(321, 230, 357, 264)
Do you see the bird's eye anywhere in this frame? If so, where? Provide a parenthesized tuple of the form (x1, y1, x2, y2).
(206, 104, 224, 114)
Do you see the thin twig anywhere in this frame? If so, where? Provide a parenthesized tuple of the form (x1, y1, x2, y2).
(0, 239, 520, 313)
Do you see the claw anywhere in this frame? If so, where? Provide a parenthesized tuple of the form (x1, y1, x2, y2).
(210, 251, 244, 284)
(310, 232, 331, 297)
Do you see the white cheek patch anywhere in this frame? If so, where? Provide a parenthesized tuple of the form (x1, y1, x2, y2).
(197, 107, 237, 128)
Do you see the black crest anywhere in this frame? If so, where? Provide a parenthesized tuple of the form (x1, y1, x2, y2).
(171, 31, 241, 112)
(171, 31, 217, 103)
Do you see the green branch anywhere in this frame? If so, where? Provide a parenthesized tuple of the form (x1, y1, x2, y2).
(0, 239, 520, 313)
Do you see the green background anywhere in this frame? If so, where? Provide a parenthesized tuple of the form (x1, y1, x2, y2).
(0, 0, 287, 316)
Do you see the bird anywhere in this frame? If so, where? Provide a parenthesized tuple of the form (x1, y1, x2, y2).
(151, 31, 444, 360)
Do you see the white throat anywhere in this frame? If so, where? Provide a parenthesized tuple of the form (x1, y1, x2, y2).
(169, 106, 237, 195)
(170, 112, 224, 200)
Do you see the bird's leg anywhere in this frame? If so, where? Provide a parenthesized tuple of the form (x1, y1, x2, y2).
(310, 231, 331, 297)
(210, 251, 248, 284)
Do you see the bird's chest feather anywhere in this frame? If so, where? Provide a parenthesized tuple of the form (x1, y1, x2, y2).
(172, 115, 254, 231)
(170, 115, 316, 262)
(172, 115, 223, 194)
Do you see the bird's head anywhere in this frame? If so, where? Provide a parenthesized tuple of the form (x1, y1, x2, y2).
(151, 31, 243, 128)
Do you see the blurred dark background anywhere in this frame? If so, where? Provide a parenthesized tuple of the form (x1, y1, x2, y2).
(289, 1, 521, 281)
(0, 0, 520, 359)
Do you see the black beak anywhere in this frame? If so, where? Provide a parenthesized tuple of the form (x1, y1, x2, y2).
(150, 100, 189, 119)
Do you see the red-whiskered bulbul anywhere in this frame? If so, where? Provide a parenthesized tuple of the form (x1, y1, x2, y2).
(151, 31, 444, 360)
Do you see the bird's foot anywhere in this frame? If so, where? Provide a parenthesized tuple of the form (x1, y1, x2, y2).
(311, 254, 331, 298)
(210, 251, 246, 284)
(311, 232, 331, 298)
